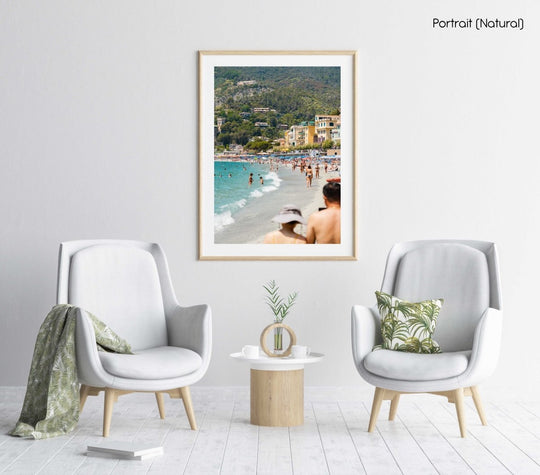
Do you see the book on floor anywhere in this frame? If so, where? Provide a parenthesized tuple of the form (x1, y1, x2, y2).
(86, 450, 163, 461)
(86, 441, 163, 459)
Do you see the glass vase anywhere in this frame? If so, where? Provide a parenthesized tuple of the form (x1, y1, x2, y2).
(273, 325, 284, 355)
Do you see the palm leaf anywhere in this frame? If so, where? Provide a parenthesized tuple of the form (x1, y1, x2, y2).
(375, 291, 393, 315)
(263, 280, 298, 322)
(391, 321, 411, 342)
(279, 291, 298, 320)
(420, 338, 441, 353)
(263, 280, 284, 319)
(408, 312, 433, 338)
(421, 301, 442, 326)
(393, 300, 416, 318)
(401, 337, 422, 352)
(381, 315, 399, 340)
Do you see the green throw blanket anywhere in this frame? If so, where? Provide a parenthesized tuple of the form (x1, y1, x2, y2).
(10, 304, 132, 439)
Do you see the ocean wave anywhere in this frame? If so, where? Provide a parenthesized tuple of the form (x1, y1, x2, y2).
(214, 210, 235, 231)
(264, 171, 282, 187)
(219, 198, 247, 213)
(250, 173, 281, 198)
(214, 171, 282, 232)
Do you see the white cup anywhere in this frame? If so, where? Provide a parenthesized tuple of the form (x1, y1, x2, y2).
(242, 345, 259, 359)
(291, 345, 311, 358)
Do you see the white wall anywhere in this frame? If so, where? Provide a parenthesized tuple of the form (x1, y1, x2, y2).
(1, 0, 539, 396)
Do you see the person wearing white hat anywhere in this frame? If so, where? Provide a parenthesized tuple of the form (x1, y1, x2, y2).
(263, 204, 307, 244)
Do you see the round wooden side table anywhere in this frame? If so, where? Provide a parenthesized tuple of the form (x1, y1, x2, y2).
(230, 351, 324, 427)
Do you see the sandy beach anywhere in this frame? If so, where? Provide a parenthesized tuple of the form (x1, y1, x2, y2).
(214, 162, 340, 244)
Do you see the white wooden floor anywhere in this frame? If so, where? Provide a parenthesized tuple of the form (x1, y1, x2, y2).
(1, 387, 539, 474)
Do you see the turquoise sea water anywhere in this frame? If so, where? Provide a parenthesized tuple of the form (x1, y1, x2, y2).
(214, 161, 282, 232)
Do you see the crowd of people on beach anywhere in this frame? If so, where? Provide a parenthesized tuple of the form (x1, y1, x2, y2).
(214, 155, 341, 244)
(289, 157, 340, 186)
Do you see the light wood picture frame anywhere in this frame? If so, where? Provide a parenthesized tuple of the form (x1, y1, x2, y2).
(199, 50, 357, 260)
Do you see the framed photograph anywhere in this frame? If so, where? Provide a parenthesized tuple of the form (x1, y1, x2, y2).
(199, 51, 357, 260)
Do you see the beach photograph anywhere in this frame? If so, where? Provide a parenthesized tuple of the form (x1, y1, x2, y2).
(199, 51, 356, 259)
(213, 66, 342, 246)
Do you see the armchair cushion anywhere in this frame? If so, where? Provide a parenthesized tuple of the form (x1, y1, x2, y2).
(364, 349, 471, 381)
(374, 291, 443, 354)
(99, 346, 202, 380)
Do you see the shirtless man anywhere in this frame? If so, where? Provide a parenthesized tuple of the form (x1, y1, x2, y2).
(306, 182, 340, 244)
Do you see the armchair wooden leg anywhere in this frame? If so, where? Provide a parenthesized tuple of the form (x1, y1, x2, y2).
(155, 392, 166, 419)
(368, 387, 385, 432)
(180, 386, 197, 430)
(389, 394, 400, 421)
(103, 389, 117, 437)
(80, 384, 90, 413)
(453, 388, 467, 438)
(470, 386, 487, 426)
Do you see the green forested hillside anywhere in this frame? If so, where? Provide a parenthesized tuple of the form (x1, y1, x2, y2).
(214, 67, 340, 149)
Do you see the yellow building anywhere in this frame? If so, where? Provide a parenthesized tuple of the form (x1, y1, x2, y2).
(285, 123, 316, 147)
(315, 115, 340, 143)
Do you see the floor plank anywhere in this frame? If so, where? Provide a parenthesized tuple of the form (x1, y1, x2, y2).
(220, 400, 258, 475)
(183, 401, 234, 475)
(312, 402, 366, 474)
(1, 387, 538, 474)
(498, 402, 540, 438)
(371, 400, 438, 474)
(289, 404, 328, 475)
(524, 402, 540, 419)
(443, 398, 540, 474)
(0, 438, 34, 472)
(418, 397, 511, 475)
(482, 402, 540, 466)
(397, 399, 475, 474)
(257, 426, 292, 475)
(146, 409, 205, 474)
(339, 401, 401, 475)
(3, 436, 75, 474)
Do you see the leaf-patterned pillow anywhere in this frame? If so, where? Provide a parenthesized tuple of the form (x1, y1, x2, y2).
(373, 291, 443, 354)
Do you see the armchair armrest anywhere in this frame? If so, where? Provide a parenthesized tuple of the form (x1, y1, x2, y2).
(460, 307, 503, 385)
(75, 308, 115, 388)
(166, 304, 212, 362)
(351, 305, 381, 366)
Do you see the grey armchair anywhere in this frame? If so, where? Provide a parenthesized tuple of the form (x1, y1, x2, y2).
(352, 240, 502, 437)
(57, 240, 212, 437)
